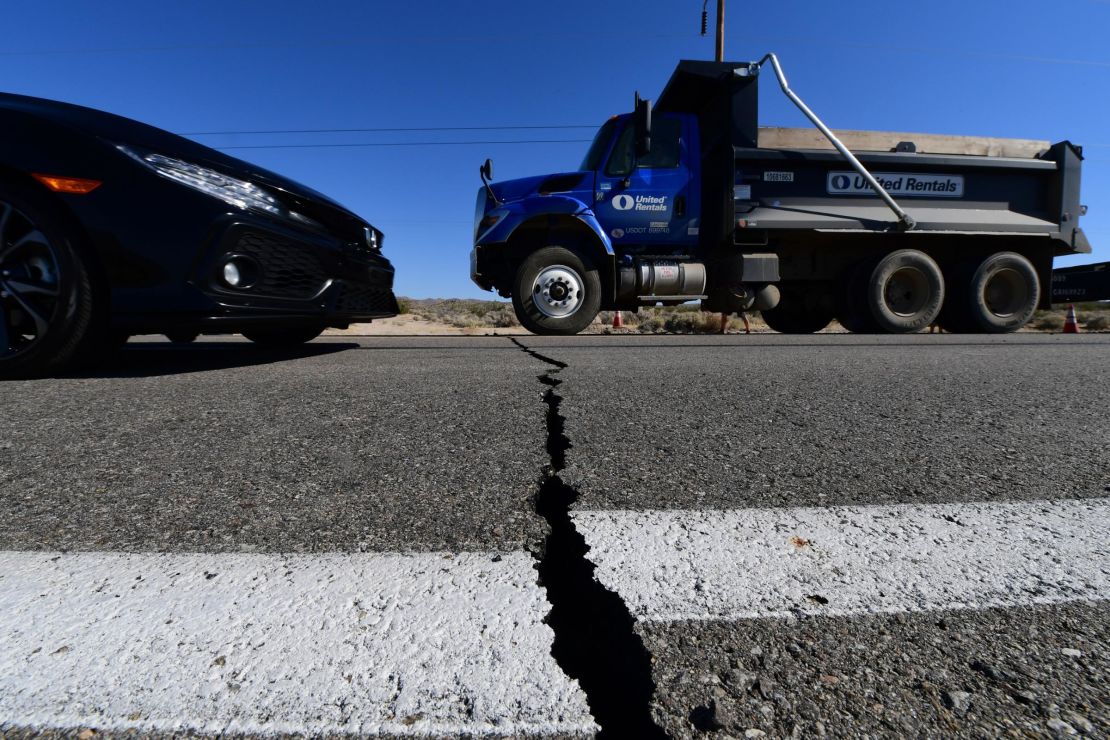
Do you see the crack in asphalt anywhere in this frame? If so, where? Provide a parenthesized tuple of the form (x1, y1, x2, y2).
(510, 337, 666, 739)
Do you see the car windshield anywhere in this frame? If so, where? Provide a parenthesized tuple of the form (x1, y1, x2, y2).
(580, 118, 619, 171)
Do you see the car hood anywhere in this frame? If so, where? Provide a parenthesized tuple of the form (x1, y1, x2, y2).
(0, 92, 355, 216)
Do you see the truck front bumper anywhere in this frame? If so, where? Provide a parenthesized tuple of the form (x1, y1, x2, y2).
(470, 245, 495, 292)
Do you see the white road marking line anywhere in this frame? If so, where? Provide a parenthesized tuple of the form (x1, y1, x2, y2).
(573, 498, 1110, 622)
(0, 551, 596, 737)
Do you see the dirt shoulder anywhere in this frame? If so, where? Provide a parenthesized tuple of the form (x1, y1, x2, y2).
(325, 298, 1110, 336)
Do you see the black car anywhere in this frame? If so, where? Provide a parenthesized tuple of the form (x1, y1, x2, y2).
(0, 93, 398, 378)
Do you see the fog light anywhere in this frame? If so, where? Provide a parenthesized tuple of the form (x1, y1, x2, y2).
(223, 260, 242, 287)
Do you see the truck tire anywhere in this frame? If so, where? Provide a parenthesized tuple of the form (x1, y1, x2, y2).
(0, 184, 102, 379)
(964, 252, 1040, 332)
(761, 284, 834, 334)
(866, 250, 945, 333)
(836, 261, 880, 333)
(512, 246, 601, 335)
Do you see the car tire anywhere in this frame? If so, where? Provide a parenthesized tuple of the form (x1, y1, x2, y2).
(866, 249, 945, 333)
(512, 246, 601, 336)
(760, 283, 834, 334)
(242, 326, 325, 346)
(0, 184, 101, 379)
(166, 331, 199, 344)
(964, 252, 1040, 333)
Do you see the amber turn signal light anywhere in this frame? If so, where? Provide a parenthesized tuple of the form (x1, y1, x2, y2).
(31, 173, 103, 194)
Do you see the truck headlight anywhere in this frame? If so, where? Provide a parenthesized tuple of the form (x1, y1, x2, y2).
(475, 209, 507, 239)
(118, 145, 314, 225)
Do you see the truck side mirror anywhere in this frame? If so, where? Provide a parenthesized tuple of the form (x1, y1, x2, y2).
(480, 158, 494, 183)
(634, 93, 652, 158)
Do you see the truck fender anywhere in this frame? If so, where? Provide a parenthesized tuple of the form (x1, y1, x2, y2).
(476, 194, 614, 256)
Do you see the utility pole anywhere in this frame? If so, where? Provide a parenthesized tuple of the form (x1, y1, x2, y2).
(702, 0, 725, 61)
(715, 0, 725, 62)
(714, 0, 736, 333)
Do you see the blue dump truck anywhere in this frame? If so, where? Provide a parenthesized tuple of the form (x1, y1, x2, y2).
(470, 55, 1092, 334)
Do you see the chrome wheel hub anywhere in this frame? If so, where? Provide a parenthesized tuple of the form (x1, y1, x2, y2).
(533, 265, 583, 319)
(884, 266, 930, 317)
(984, 268, 1028, 317)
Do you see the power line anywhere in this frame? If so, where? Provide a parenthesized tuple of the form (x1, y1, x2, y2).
(0, 32, 687, 57)
(214, 139, 593, 150)
(183, 124, 597, 136)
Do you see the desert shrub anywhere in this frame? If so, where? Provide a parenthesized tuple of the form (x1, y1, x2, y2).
(662, 313, 695, 333)
(1032, 312, 1065, 331)
(1086, 315, 1110, 331)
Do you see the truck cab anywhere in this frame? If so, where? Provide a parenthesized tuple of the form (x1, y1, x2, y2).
(471, 59, 1090, 335)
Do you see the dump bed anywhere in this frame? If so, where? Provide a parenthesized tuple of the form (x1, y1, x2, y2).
(656, 60, 1090, 257)
(734, 136, 1087, 256)
(758, 128, 1049, 159)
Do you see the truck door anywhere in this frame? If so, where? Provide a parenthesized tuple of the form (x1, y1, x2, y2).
(595, 115, 698, 247)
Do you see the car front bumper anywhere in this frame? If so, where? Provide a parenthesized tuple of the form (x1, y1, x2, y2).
(110, 216, 398, 334)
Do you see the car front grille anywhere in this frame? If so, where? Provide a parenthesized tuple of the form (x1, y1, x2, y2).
(233, 231, 329, 300)
(335, 282, 399, 315)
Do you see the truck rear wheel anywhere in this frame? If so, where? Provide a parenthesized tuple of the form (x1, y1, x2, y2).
(866, 250, 945, 333)
(836, 261, 880, 333)
(965, 252, 1040, 332)
(512, 246, 601, 335)
(761, 284, 834, 334)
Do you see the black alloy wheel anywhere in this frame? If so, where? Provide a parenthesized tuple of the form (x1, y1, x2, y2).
(0, 188, 98, 378)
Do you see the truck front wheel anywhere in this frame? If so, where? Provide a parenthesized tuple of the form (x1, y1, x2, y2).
(512, 246, 601, 335)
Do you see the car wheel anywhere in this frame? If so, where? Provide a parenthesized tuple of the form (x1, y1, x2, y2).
(0, 185, 100, 379)
(965, 252, 1040, 333)
(165, 331, 199, 344)
(512, 246, 601, 335)
(242, 326, 325, 346)
(760, 283, 834, 334)
(866, 250, 945, 333)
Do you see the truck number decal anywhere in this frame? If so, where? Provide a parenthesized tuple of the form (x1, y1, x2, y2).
(827, 172, 964, 197)
(764, 171, 794, 182)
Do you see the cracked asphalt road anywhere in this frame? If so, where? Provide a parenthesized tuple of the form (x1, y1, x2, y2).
(2, 333, 1108, 738)
(522, 333, 1110, 738)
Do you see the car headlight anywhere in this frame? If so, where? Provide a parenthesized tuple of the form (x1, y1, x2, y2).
(118, 145, 315, 225)
(363, 226, 383, 251)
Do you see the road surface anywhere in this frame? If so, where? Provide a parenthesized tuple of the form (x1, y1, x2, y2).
(1, 334, 1107, 738)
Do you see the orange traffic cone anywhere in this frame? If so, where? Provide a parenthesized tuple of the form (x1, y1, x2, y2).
(1063, 304, 1079, 334)
(612, 311, 624, 329)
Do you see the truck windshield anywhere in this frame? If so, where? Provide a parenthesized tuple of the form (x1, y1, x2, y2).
(580, 118, 619, 171)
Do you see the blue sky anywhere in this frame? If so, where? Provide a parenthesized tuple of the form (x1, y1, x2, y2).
(4, 0, 1109, 298)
